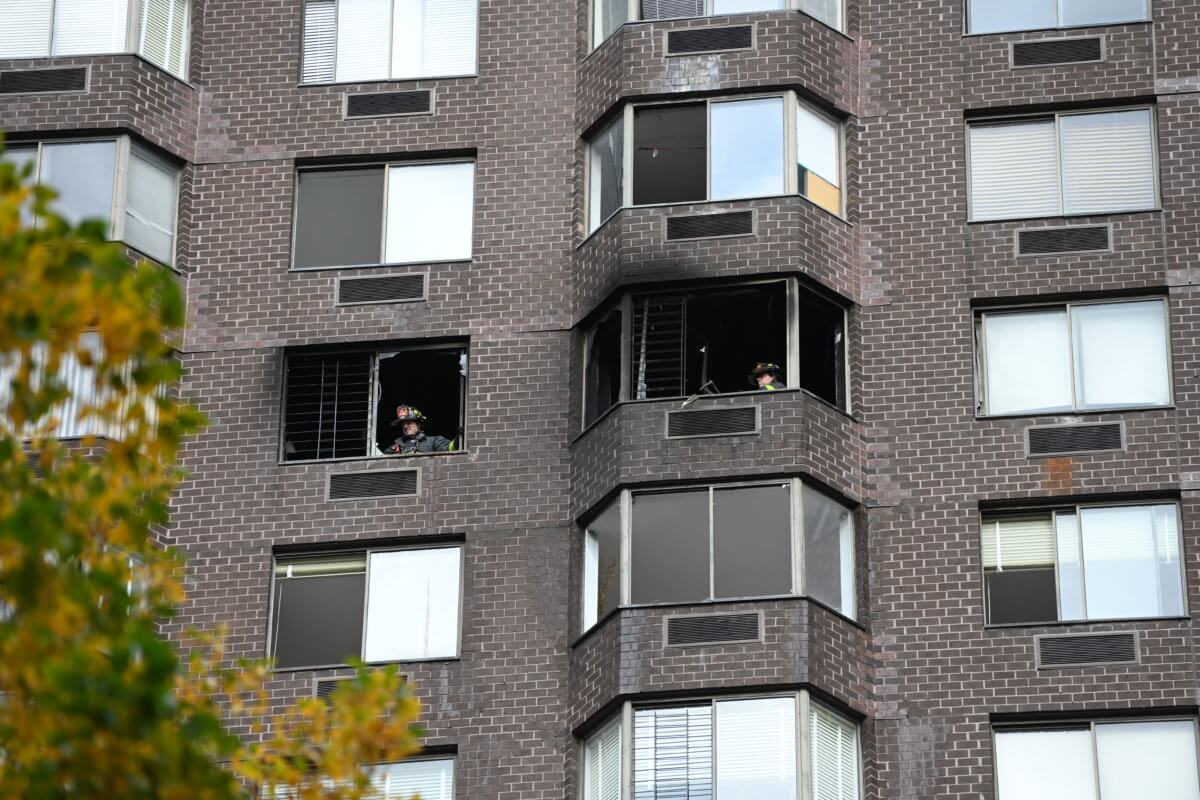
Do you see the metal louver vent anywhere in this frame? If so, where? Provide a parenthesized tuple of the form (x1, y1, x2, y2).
(336, 274, 426, 305)
(666, 613, 761, 646)
(313, 677, 352, 701)
(666, 406, 759, 439)
(1037, 632, 1138, 667)
(1017, 225, 1109, 255)
(0, 68, 87, 94)
(1027, 423, 1122, 457)
(327, 469, 419, 500)
(345, 90, 433, 118)
(1012, 37, 1103, 68)
(667, 25, 753, 55)
(665, 211, 754, 241)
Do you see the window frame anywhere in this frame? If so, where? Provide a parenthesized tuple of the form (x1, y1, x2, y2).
(978, 500, 1188, 628)
(965, 105, 1161, 223)
(584, 91, 846, 236)
(589, 0, 846, 50)
(974, 295, 1174, 418)
(289, 157, 476, 271)
(963, 0, 1152, 36)
(267, 543, 465, 671)
(277, 340, 469, 464)
(580, 477, 857, 632)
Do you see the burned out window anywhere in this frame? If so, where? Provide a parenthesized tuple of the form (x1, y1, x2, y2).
(282, 343, 467, 462)
(584, 309, 623, 425)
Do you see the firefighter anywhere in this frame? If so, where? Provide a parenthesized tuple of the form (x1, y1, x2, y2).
(384, 405, 453, 454)
(749, 362, 785, 391)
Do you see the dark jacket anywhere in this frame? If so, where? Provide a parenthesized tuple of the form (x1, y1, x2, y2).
(759, 379, 785, 391)
(386, 432, 452, 454)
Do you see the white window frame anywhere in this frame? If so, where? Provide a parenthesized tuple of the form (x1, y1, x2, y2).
(974, 296, 1174, 417)
(979, 500, 1187, 627)
(580, 691, 863, 800)
(964, 0, 1151, 36)
(589, 0, 845, 50)
(965, 106, 1160, 223)
(267, 543, 465, 670)
(580, 478, 857, 632)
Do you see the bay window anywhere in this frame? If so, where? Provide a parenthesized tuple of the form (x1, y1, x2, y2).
(581, 480, 856, 631)
(591, 0, 843, 49)
(967, 0, 1149, 35)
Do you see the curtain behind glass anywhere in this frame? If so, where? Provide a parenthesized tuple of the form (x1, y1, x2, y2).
(983, 309, 1072, 414)
(994, 728, 1097, 800)
(384, 161, 475, 263)
(1071, 300, 1169, 410)
(1079, 505, 1183, 619)
(40, 141, 118, 230)
(968, 119, 1060, 221)
(715, 697, 796, 800)
(363, 547, 460, 661)
(1095, 721, 1200, 800)
(1060, 110, 1156, 216)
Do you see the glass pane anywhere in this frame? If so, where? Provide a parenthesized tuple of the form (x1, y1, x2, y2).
(373, 757, 455, 800)
(715, 697, 796, 800)
(52, 0, 129, 55)
(1060, 109, 1156, 216)
(589, 115, 625, 232)
(585, 718, 622, 800)
(294, 168, 384, 268)
(1072, 300, 1170, 410)
(797, 104, 841, 191)
(40, 141, 117, 230)
(633, 705, 713, 800)
(593, 0, 628, 47)
(363, 547, 460, 661)
(630, 489, 710, 603)
(0, 0, 51, 58)
(710, 97, 785, 201)
(968, 119, 1061, 221)
(2, 147, 38, 227)
(585, 310, 622, 425)
(1060, 0, 1149, 27)
(125, 145, 177, 264)
(633, 104, 707, 205)
(1055, 512, 1085, 621)
(994, 728, 1097, 800)
(803, 485, 855, 617)
(1096, 721, 1200, 800)
(583, 499, 622, 629)
(1080, 505, 1183, 620)
(335, 0, 390, 81)
(272, 571, 366, 668)
(799, 290, 845, 408)
(384, 162, 474, 263)
(810, 704, 859, 800)
(713, 485, 792, 599)
(392, 0, 477, 79)
(967, 0, 1055, 34)
(797, 0, 840, 29)
(983, 309, 1072, 415)
(711, 0, 784, 13)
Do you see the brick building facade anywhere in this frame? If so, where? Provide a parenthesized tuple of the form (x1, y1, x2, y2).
(3, 0, 1199, 796)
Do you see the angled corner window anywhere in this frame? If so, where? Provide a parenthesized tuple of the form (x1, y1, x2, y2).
(580, 479, 855, 632)
(967, 0, 1149, 35)
(968, 108, 1157, 222)
(586, 93, 843, 234)
(981, 502, 1185, 625)
(293, 161, 474, 269)
(2, 137, 181, 264)
(590, 0, 842, 49)
(0, 0, 189, 77)
(281, 342, 467, 462)
(300, 0, 477, 84)
(977, 298, 1170, 416)
(270, 545, 462, 669)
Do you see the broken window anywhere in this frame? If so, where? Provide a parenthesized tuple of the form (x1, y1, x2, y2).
(282, 343, 467, 462)
(584, 309, 623, 425)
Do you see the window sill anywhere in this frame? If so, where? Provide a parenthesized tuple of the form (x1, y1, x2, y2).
(984, 615, 1188, 631)
(289, 258, 470, 273)
(961, 19, 1152, 38)
(279, 450, 468, 467)
(966, 208, 1161, 225)
(270, 656, 461, 674)
(297, 74, 478, 89)
(0, 52, 192, 87)
(976, 404, 1174, 421)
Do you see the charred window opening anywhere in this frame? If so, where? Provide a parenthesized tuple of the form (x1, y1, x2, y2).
(798, 290, 845, 408)
(585, 310, 623, 425)
(633, 103, 707, 205)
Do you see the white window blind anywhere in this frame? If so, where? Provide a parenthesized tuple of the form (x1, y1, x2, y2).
(716, 697, 796, 800)
(633, 705, 713, 800)
(391, 0, 476, 79)
(585, 719, 622, 800)
(711, 0, 784, 13)
(383, 161, 474, 264)
(982, 309, 1072, 415)
(1060, 110, 1155, 215)
(302, 0, 336, 82)
(125, 144, 178, 264)
(362, 547, 461, 662)
(139, 0, 189, 77)
(810, 705, 859, 800)
(336, 0, 391, 82)
(370, 758, 455, 800)
(1095, 721, 1200, 800)
(994, 728, 1098, 800)
(640, 0, 705, 21)
(968, 119, 1060, 221)
(0, 0, 52, 58)
(981, 516, 1055, 570)
(1070, 299, 1169, 410)
(53, 0, 128, 56)
(1060, 0, 1149, 27)
(1078, 505, 1184, 620)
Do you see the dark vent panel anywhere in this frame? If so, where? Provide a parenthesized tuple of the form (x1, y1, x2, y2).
(667, 25, 753, 55)
(337, 274, 425, 305)
(314, 677, 350, 701)
(1037, 633, 1138, 667)
(1017, 226, 1109, 255)
(1028, 423, 1122, 456)
(328, 469, 418, 500)
(666, 613, 760, 646)
(345, 90, 432, 118)
(666, 406, 758, 438)
(665, 211, 753, 241)
(1013, 37, 1103, 67)
(0, 68, 87, 94)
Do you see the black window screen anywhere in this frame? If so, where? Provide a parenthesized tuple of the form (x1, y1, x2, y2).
(633, 104, 707, 205)
(986, 569, 1058, 625)
(585, 310, 623, 425)
(798, 291, 846, 408)
(294, 168, 384, 269)
(271, 557, 366, 669)
(283, 352, 373, 461)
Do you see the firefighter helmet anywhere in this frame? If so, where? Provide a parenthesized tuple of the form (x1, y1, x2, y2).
(390, 405, 428, 426)
(749, 362, 783, 386)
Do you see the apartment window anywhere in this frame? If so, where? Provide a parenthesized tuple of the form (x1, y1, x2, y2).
(281, 342, 467, 462)
(292, 161, 474, 269)
(994, 719, 1199, 800)
(981, 503, 1184, 625)
(591, 0, 842, 48)
(581, 480, 855, 630)
(977, 298, 1171, 416)
(2, 137, 180, 264)
(967, 0, 1149, 35)
(583, 693, 860, 800)
(271, 757, 455, 800)
(586, 94, 843, 233)
(0, 0, 189, 77)
(300, 0, 477, 83)
(968, 108, 1157, 222)
(270, 545, 461, 669)
(582, 279, 847, 425)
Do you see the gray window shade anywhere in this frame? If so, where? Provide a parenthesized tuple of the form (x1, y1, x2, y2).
(969, 119, 1060, 221)
(52, 0, 128, 56)
(585, 719, 622, 800)
(271, 556, 367, 669)
(139, 0, 188, 76)
(302, 0, 336, 82)
(125, 144, 178, 264)
(391, 0, 477, 79)
(802, 485, 855, 618)
(1060, 109, 1156, 215)
(0, 0, 52, 57)
(630, 490, 710, 604)
(713, 485, 792, 600)
(588, 115, 624, 233)
(810, 705, 859, 800)
(633, 705, 713, 800)
(40, 141, 118, 230)
(293, 168, 385, 268)
(1070, 299, 1169, 410)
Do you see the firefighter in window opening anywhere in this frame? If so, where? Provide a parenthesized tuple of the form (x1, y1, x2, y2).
(750, 362, 785, 391)
(385, 405, 454, 454)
